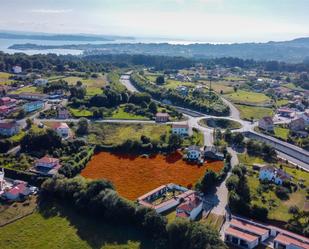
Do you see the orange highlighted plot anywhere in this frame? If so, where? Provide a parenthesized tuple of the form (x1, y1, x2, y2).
(81, 151, 224, 200)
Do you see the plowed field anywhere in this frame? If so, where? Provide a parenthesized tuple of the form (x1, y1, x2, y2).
(81, 152, 224, 200)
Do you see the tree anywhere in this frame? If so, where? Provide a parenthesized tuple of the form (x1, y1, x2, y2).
(226, 175, 239, 191)
(168, 134, 182, 150)
(156, 75, 165, 85)
(26, 118, 33, 129)
(148, 101, 157, 114)
(199, 170, 218, 193)
(250, 205, 268, 221)
(76, 118, 89, 135)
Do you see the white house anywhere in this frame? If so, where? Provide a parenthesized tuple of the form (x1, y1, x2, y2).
(172, 123, 190, 136)
(258, 116, 274, 132)
(186, 145, 202, 160)
(259, 166, 292, 185)
(176, 193, 203, 220)
(12, 65, 22, 74)
(52, 122, 70, 138)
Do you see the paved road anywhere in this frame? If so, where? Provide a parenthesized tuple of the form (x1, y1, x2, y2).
(120, 74, 139, 93)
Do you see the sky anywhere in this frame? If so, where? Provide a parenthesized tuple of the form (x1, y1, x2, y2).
(0, 0, 308, 43)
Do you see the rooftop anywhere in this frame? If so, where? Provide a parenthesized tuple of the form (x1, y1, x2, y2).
(274, 233, 309, 249)
(225, 227, 258, 243)
(230, 219, 269, 236)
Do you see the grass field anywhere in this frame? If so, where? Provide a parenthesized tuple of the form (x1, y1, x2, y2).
(182, 129, 204, 147)
(212, 83, 234, 94)
(235, 104, 274, 120)
(283, 83, 305, 91)
(110, 106, 149, 120)
(225, 90, 271, 105)
(164, 79, 195, 89)
(10, 86, 41, 94)
(88, 123, 171, 146)
(238, 154, 308, 222)
(0, 196, 37, 226)
(0, 72, 13, 85)
(82, 151, 223, 200)
(0, 201, 152, 249)
(199, 118, 242, 130)
(276, 99, 289, 107)
(69, 108, 93, 117)
(86, 87, 103, 96)
(274, 126, 289, 141)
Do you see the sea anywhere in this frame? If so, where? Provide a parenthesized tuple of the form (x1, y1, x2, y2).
(0, 37, 216, 56)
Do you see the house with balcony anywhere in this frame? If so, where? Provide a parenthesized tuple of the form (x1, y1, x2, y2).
(52, 122, 70, 138)
(0, 121, 19, 136)
(172, 123, 190, 136)
(23, 101, 44, 113)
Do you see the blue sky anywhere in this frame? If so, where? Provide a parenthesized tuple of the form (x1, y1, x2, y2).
(1, 0, 308, 42)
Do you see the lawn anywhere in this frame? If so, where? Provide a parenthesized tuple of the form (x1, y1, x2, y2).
(88, 123, 171, 146)
(225, 90, 271, 105)
(0, 72, 13, 85)
(0, 196, 37, 226)
(10, 86, 41, 94)
(86, 87, 103, 96)
(69, 108, 93, 117)
(164, 79, 195, 89)
(0, 201, 152, 249)
(239, 154, 309, 223)
(274, 126, 289, 141)
(110, 106, 149, 120)
(276, 99, 289, 107)
(283, 83, 305, 91)
(81, 151, 224, 200)
(235, 104, 274, 121)
(212, 83, 234, 94)
(199, 118, 242, 130)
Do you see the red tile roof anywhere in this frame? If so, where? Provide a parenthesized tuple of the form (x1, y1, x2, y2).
(176, 211, 190, 218)
(156, 112, 170, 117)
(275, 233, 309, 249)
(225, 227, 258, 243)
(230, 219, 269, 236)
(52, 122, 69, 129)
(172, 123, 189, 129)
(7, 183, 27, 196)
(0, 122, 17, 129)
(36, 156, 59, 165)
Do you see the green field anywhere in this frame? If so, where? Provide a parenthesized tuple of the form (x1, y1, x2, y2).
(212, 83, 234, 94)
(69, 108, 93, 117)
(164, 79, 195, 89)
(10, 86, 41, 94)
(199, 118, 242, 130)
(238, 154, 308, 222)
(110, 106, 149, 120)
(88, 123, 171, 145)
(86, 87, 103, 96)
(274, 126, 289, 141)
(0, 201, 152, 249)
(225, 90, 271, 105)
(236, 104, 274, 121)
(0, 72, 13, 85)
(182, 129, 204, 147)
(283, 83, 305, 91)
(276, 99, 289, 107)
(202, 213, 225, 231)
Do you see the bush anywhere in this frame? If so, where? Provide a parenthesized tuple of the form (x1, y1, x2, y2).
(250, 205, 268, 221)
(275, 186, 290, 200)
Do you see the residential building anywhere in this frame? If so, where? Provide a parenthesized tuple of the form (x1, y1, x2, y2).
(137, 183, 196, 214)
(204, 146, 224, 161)
(176, 86, 189, 96)
(52, 122, 70, 138)
(289, 118, 306, 132)
(34, 79, 48, 86)
(18, 92, 48, 101)
(186, 145, 202, 160)
(0, 121, 19, 136)
(0, 105, 9, 115)
(155, 112, 170, 122)
(32, 156, 61, 176)
(259, 165, 292, 185)
(172, 123, 189, 136)
(0, 97, 16, 106)
(57, 106, 70, 119)
(3, 182, 31, 201)
(12, 65, 22, 74)
(277, 108, 295, 118)
(258, 116, 274, 132)
(299, 111, 309, 126)
(23, 101, 44, 113)
(176, 193, 203, 220)
(225, 217, 309, 249)
(274, 233, 309, 249)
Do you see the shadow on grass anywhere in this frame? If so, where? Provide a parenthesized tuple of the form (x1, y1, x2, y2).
(37, 198, 155, 249)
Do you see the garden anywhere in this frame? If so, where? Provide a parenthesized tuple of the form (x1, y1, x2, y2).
(199, 118, 242, 130)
